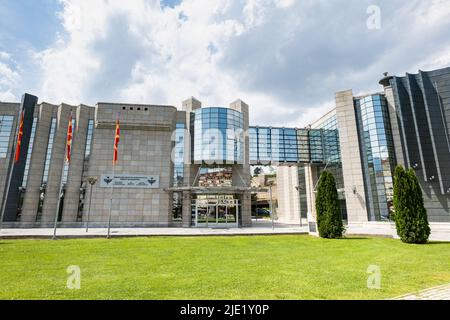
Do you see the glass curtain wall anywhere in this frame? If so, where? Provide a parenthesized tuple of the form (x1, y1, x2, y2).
(248, 124, 340, 165)
(0, 115, 14, 159)
(356, 94, 396, 221)
(193, 107, 244, 164)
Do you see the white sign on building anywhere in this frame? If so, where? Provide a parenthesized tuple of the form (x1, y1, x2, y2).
(100, 174, 160, 188)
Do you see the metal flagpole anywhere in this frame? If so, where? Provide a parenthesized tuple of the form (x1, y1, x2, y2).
(269, 183, 274, 231)
(107, 165, 115, 239)
(107, 116, 119, 239)
(0, 109, 23, 231)
(52, 157, 67, 240)
(86, 184, 93, 232)
(85, 177, 97, 232)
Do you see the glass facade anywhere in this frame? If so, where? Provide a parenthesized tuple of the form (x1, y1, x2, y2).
(84, 119, 94, 159)
(173, 122, 185, 187)
(308, 129, 324, 163)
(356, 94, 396, 221)
(193, 107, 244, 164)
(250, 127, 303, 164)
(311, 113, 346, 220)
(198, 167, 233, 187)
(249, 116, 340, 165)
(0, 115, 14, 159)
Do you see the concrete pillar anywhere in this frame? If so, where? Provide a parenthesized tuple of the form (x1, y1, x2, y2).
(181, 97, 202, 227)
(40, 104, 74, 225)
(20, 103, 56, 225)
(335, 90, 369, 223)
(304, 164, 319, 234)
(240, 192, 252, 227)
(61, 105, 90, 223)
(230, 99, 252, 227)
(276, 165, 301, 224)
(182, 191, 192, 227)
(0, 103, 20, 205)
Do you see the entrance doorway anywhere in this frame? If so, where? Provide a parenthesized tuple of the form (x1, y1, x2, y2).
(193, 197, 240, 228)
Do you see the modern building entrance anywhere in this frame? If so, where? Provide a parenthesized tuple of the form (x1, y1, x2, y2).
(193, 196, 240, 228)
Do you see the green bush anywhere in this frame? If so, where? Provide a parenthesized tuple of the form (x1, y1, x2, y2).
(315, 170, 344, 238)
(392, 165, 430, 244)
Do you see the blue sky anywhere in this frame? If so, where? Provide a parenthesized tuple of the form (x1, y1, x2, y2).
(0, 0, 62, 52)
(1, 0, 450, 127)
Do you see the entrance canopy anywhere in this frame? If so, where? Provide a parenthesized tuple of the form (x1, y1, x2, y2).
(165, 186, 268, 194)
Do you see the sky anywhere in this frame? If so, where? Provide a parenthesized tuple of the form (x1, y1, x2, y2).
(1, 0, 450, 127)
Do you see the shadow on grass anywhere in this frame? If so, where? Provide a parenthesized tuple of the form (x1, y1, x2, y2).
(424, 241, 450, 246)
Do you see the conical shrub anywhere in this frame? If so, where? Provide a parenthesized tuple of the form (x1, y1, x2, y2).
(393, 165, 430, 244)
(315, 171, 344, 238)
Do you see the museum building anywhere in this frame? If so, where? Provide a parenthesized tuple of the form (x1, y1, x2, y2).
(1, 66, 450, 235)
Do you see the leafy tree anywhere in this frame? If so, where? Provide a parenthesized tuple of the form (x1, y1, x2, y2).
(392, 165, 430, 244)
(253, 167, 262, 176)
(315, 171, 344, 238)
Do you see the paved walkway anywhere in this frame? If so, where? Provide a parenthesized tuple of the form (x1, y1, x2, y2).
(0, 221, 308, 239)
(393, 283, 450, 300)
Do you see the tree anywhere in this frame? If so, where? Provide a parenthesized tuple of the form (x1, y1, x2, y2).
(392, 165, 430, 244)
(253, 167, 262, 177)
(315, 171, 344, 238)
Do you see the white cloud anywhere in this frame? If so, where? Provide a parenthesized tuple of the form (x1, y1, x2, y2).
(0, 51, 11, 60)
(28, 0, 450, 127)
(0, 52, 20, 101)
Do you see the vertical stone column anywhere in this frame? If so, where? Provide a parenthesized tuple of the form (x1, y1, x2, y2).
(181, 97, 202, 227)
(230, 99, 252, 227)
(21, 103, 56, 225)
(62, 105, 90, 224)
(304, 164, 319, 234)
(276, 165, 300, 224)
(40, 104, 73, 226)
(182, 191, 192, 227)
(335, 90, 369, 223)
(0, 104, 19, 205)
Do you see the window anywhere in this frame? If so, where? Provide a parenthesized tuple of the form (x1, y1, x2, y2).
(173, 122, 186, 187)
(84, 120, 94, 159)
(0, 115, 14, 158)
(193, 108, 244, 164)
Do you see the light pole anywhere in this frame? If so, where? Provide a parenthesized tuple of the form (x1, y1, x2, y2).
(85, 177, 98, 232)
(295, 186, 303, 227)
(268, 182, 275, 230)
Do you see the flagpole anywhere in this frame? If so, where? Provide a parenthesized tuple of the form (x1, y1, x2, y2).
(107, 164, 115, 239)
(52, 156, 67, 240)
(107, 116, 119, 239)
(0, 109, 23, 231)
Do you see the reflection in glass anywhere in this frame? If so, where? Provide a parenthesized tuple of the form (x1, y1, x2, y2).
(356, 94, 396, 221)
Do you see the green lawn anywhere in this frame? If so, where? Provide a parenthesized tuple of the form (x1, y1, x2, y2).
(0, 235, 449, 300)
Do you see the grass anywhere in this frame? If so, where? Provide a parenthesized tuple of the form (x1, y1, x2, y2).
(0, 235, 449, 300)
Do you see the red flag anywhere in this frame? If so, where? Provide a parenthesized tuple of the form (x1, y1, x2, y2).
(113, 119, 120, 164)
(66, 114, 73, 163)
(14, 111, 25, 163)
